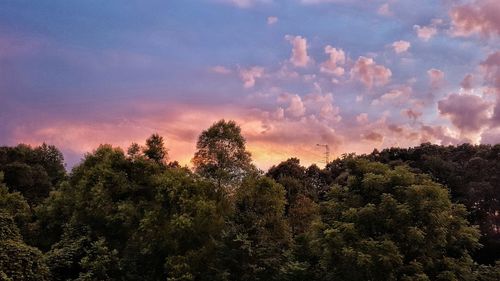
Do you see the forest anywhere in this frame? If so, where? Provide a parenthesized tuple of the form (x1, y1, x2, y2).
(1, 119, 499, 281)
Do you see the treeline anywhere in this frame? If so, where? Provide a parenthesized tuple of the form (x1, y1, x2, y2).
(0, 120, 499, 281)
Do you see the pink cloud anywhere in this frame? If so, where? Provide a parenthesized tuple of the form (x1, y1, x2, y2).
(481, 127, 500, 144)
(303, 92, 341, 122)
(285, 35, 311, 67)
(267, 16, 278, 25)
(420, 125, 459, 145)
(377, 3, 392, 16)
(350, 56, 392, 88)
(413, 24, 437, 41)
(372, 86, 411, 106)
(363, 131, 384, 143)
(356, 113, 369, 123)
(220, 0, 271, 8)
(285, 94, 306, 118)
(320, 45, 346, 76)
(480, 51, 500, 125)
(401, 108, 422, 121)
(450, 0, 500, 38)
(438, 93, 492, 134)
(460, 73, 474, 90)
(480, 51, 500, 90)
(211, 65, 232, 74)
(427, 68, 445, 89)
(239, 66, 264, 88)
(392, 40, 411, 54)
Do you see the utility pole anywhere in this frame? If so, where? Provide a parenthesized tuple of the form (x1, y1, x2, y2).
(316, 144, 329, 165)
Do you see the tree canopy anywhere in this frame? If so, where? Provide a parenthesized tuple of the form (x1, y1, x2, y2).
(192, 120, 254, 192)
(0, 122, 499, 280)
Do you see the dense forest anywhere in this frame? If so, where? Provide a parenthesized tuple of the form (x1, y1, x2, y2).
(1, 120, 499, 281)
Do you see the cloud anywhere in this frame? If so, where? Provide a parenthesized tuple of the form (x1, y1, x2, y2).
(356, 113, 369, 123)
(239, 66, 264, 88)
(481, 127, 500, 144)
(450, 0, 500, 38)
(363, 131, 384, 143)
(320, 45, 346, 76)
(438, 93, 492, 134)
(427, 68, 445, 88)
(392, 40, 410, 54)
(480, 51, 500, 125)
(377, 3, 392, 16)
(285, 94, 306, 118)
(300, 0, 346, 4)
(285, 35, 311, 67)
(414, 24, 438, 41)
(219, 0, 271, 8)
(350, 56, 392, 88)
(267, 16, 278, 25)
(460, 73, 474, 90)
(211, 65, 232, 74)
(372, 86, 411, 106)
(480, 51, 500, 90)
(419, 125, 459, 145)
(401, 108, 422, 121)
(303, 92, 342, 122)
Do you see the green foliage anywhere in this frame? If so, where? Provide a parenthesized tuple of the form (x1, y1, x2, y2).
(192, 120, 254, 191)
(311, 159, 480, 281)
(0, 213, 50, 281)
(0, 176, 32, 241)
(369, 143, 500, 263)
(474, 262, 500, 281)
(0, 127, 499, 280)
(218, 176, 292, 281)
(0, 143, 65, 206)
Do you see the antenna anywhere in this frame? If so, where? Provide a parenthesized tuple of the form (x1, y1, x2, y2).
(316, 144, 329, 164)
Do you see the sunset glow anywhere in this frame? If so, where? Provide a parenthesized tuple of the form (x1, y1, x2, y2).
(1, 0, 499, 168)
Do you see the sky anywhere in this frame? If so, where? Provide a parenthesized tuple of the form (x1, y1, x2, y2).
(0, 0, 499, 169)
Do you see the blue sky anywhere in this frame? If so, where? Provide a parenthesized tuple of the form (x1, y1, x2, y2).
(1, 0, 499, 168)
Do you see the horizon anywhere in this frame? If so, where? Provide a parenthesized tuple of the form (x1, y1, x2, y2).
(1, 0, 499, 169)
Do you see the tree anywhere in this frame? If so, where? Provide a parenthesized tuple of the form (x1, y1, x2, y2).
(311, 159, 481, 281)
(369, 143, 500, 264)
(217, 176, 292, 281)
(0, 213, 50, 281)
(0, 172, 32, 241)
(126, 142, 142, 160)
(192, 120, 253, 191)
(143, 134, 168, 164)
(0, 144, 66, 207)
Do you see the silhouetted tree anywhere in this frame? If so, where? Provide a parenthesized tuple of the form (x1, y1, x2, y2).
(143, 134, 168, 164)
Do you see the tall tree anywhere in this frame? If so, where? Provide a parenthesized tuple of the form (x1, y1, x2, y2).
(143, 134, 168, 164)
(192, 120, 253, 191)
